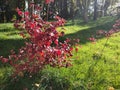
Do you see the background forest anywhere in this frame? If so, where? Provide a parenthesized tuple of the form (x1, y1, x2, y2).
(0, 0, 120, 23)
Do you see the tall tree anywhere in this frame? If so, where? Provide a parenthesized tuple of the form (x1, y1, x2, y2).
(80, 0, 91, 23)
(70, 0, 75, 23)
(59, 0, 69, 19)
(93, 0, 98, 20)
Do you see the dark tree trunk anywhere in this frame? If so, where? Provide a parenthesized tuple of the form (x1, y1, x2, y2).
(82, 0, 91, 23)
(76, 0, 83, 17)
(70, 0, 75, 23)
(62, 0, 69, 19)
(0, 0, 4, 22)
(59, 0, 63, 17)
(93, 0, 98, 20)
(58, 0, 69, 19)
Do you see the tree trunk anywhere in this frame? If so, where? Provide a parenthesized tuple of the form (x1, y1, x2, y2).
(82, 0, 91, 23)
(70, 0, 75, 23)
(101, 0, 105, 17)
(103, 0, 110, 16)
(76, 0, 83, 17)
(83, 9, 88, 23)
(62, 0, 69, 19)
(58, 0, 63, 17)
(93, 0, 98, 20)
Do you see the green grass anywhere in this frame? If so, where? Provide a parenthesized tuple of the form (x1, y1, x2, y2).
(0, 23, 25, 57)
(0, 16, 120, 90)
(63, 16, 117, 43)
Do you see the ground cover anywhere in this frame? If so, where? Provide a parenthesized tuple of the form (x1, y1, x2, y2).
(0, 16, 120, 90)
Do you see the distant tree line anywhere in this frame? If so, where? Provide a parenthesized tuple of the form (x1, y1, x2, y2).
(0, 0, 24, 22)
(0, 0, 120, 23)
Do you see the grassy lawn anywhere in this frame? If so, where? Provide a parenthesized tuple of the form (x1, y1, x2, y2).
(0, 23, 25, 57)
(0, 16, 120, 90)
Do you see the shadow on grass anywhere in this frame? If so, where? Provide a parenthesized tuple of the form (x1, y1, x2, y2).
(6, 32, 20, 36)
(0, 28, 17, 33)
(0, 39, 25, 57)
(64, 21, 115, 44)
(0, 16, 117, 56)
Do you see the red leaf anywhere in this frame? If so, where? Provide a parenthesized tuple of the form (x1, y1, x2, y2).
(24, 11, 29, 16)
(16, 8, 23, 16)
(54, 39, 58, 45)
(45, 0, 51, 4)
(46, 41, 51, 46)
(70, 47, 73, 51)
(1, 58, 9, 63)
(40, 52, 44, 56)
(56, 50, 61, 55)
(46, 0, 54, 4)
(75, 48, 78, 52)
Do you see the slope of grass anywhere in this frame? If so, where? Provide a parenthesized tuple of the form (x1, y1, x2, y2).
(0, 16, 120, 90)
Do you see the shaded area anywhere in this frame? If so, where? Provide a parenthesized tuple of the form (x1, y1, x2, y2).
(0, 39, 25, 57)
(64, 19, 116, 44)
(0, 23, 26, 57)
(6, 32, 20, 36)
(0, 27, 17, 32)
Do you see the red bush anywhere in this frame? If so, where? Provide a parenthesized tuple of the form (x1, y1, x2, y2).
(0, 1, 78, 77)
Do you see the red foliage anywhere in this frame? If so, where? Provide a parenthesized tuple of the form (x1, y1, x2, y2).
(88, 37, 96, 42)
(0, 1, 79, 77)
(45, 0, 54, 4)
